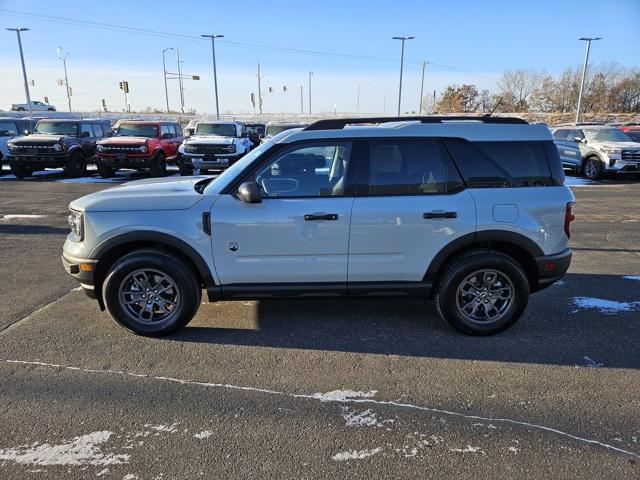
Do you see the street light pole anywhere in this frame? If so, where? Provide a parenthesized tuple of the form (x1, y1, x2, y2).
(176, 48, 184, 113)
(162, 47, 174, 113)
(308, 71, 313, 114)
(300, 85, 303, 115)
(7, 28, 33, 128)
(419, 60, 428, 114)
(57, 47, 72, 112)
(575, 37, 601, 123)
(202, 34, 223, 120)
(392, 35, 414, 117)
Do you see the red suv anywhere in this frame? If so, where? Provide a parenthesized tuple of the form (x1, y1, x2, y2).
(95, 121, 183, 177)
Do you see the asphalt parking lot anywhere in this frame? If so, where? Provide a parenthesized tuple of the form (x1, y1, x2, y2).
(0, 169, 639, 479)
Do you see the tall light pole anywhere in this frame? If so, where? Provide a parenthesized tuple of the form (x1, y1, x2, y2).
(419, 60, 428, 114)
(202, 34, 223, 119)
(57, 46, 72, 112)
(353, 83, 365, 113)
(300, 85, 303, 114)
(575, 37, 602, 123)
(308, 71, 313, 114)
(7, 28, 33, 127)
(176, 48, 185, 113)
(162, 47, 174, 113)
(392, 35, 414, 116)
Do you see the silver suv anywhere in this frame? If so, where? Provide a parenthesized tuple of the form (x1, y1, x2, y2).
(552, 124, 640, 179)
(62, 116, 575, 337)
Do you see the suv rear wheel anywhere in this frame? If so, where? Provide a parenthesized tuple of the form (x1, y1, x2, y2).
(9, 163, 33, 179)
(149, 151, 167, 177)
(102, 249, 201, 336)
(583, 156, 603, 180)
(435, 249, 529, 335)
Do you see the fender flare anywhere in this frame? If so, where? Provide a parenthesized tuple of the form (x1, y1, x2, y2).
(90, 230, 216, 289)
(423, 230, 544, 283)
(67, 145, 85, 157)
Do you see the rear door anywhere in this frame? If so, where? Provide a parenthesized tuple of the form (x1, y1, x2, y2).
(348, 138, 476, 290)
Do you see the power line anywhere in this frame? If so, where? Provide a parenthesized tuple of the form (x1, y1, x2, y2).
(1, 8, 498, 82)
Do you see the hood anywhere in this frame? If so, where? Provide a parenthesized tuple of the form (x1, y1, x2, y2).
(99, 136, 151, 145)
(595, 141, 640, 150)
(12, 134, 64, 144)
(186, 135, 235, 145)
(70, 176, 207, 212)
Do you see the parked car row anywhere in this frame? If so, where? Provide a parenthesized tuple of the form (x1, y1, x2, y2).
(552, 122, 640, 180)
(0, 117, 309, 179)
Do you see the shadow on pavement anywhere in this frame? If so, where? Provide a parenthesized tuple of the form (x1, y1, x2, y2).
(0, 224, 70, 235)
(168, 273, 640, 369)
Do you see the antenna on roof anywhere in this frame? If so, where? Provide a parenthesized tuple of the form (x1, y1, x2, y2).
(485, 96, 503, 117)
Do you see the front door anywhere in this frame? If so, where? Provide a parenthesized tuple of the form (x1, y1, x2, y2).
(210, 141, 354, 296)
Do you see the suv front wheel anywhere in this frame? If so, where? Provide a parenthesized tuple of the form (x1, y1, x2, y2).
(435, 250, 529, 336)
(102, 249, 201, 336)
(583, 156, 603, 180)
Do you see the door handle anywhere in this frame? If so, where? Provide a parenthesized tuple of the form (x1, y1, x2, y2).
(304, 213, 339, 221)
(423, 211, 457, 219)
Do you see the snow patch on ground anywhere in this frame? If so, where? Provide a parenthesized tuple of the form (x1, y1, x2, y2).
(96, 468, 110, 476)
(341, 407, 394, 428)
(311, 389, 377, 402)
(623, 275, 640, 282)
(571, 296, 640, 315)
(0, 431, 129, 466)
(564, 177, 598, 187)
(144, 423, 179, 433)
(508, 446, 520, 453)
(194, 431, 213, 440)
(1, 214, 46, 220)
(450, 445, 483, 454)
(122, 475, 139, 480)
(583, 356, 604, 368)
(332, 447, 382, 461)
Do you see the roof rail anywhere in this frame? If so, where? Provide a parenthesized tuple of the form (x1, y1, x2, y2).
(304, 115, 528, 131)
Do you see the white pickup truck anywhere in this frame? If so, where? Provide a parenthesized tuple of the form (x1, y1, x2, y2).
(11, 100, 56, 112)
(178, 121, 253, 175)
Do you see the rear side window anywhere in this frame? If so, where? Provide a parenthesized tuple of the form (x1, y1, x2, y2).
(365, 139, 463, 195)
(445, 139, 556, 188)
(92, 124, 104, 137)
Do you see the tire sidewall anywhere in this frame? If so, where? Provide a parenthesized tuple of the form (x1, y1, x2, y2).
(65, 151, 85, 177)
(150, 151, 167, 177)
(438, 254, 529, 335)
(583, 157, 602, 180)
(102, 252, 200, 336)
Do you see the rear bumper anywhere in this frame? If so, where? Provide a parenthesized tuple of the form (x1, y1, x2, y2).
(533, 248, 572, 292)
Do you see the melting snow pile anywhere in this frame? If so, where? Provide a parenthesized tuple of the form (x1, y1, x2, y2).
(571, 297, 640, 315)
(332, 447, 382, 461)
(310, 389, 377, 402)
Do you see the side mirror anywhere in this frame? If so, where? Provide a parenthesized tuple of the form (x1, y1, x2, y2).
(24, 129, 30, 135)
(573, 136, 583, 143)
(258, 134, 265, 139)
(237, 181, 262, 204)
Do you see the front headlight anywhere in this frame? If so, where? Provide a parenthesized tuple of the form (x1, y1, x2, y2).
(184, 145, 196, 153)
(226, 144, 236, 153)
(67, 209, 84, 242)
(139, 145, 148, 153)
(96, 144, 104, 152)
(601, 146, 621, 155)
(8, 142, 16, 150)
(52, 143, 63, 152)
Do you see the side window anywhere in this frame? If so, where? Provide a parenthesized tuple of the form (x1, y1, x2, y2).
(553, 129, 568, 141)
(172, 125, 182, 138)
(92, 124, 103, 137)
(160, 125, 173, 139)
(0, 122, 18, 137)
(568, 129, 583, 142)
(367, 139, 463, 195)
(252, 142, 352, 198)
(79, 123, 93, 137)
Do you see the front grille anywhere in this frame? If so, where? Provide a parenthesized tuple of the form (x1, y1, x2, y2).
(192, 144, 232, 155)
(621, 150, 640, 162)
(12, 144, 56, 154)
(101, 145, 144, 154)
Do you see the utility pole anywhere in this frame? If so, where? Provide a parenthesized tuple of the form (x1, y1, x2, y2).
(300, 85, 303, 114)
(354, 84, 365, 113)
(432, 89, 436, 114)
(308, 71, 313, 114)
(392, 35, 414, 116)
(256, 62, 263, 115)
(176, 48, 185, 113)
(576, 37, 602, 123)
(7, 28, 33, 129)
(202, 34, 223, 119)
(162, 47, 174, 113)
(56, 46, 72, 112)
(419, 60, 427, 114)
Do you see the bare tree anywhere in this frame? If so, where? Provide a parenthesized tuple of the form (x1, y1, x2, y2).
(498, 69, 542, 112)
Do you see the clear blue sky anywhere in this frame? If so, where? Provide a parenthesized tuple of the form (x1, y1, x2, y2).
(1, 0, 638, 114)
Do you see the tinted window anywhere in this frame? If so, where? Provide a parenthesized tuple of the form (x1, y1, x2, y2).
(253, 142, 352, 197)
(553, 129, 569, 141)
(92, 124, 103, 137)
(0, 122, 18, 137)
(625, 131, 640, 142)
(35, 122, 78, 136)
(160, 125, 173, 138)
(583, 128, 632, 143)
(367, 139, 463, 195)
(117, 124, 158, 138)
(173, 124, 182, 138)
(196, 123, 237, 137)
(80, 123, 93, 137)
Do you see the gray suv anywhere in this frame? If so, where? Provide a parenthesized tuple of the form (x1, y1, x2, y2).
(62, 116, 575, 337)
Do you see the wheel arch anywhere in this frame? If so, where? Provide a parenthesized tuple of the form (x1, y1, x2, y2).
(424, 231, 543, 296)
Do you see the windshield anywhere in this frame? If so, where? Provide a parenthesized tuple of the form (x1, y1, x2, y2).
(204, 142, 274, 195)
(246, 125, 265, 135)
(584, 128, 632, 143)
(117, 124, 158, 137)
(624, 131, 640, 142)
(35, 122, 78, 136)
(195, 123, 238, 137)
(265, 125, 301, 137)
(0, 122, 18, 136)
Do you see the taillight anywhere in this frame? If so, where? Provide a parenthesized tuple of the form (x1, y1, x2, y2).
(564, 202, 576, 238)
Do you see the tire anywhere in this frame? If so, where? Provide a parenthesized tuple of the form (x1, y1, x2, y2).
(96, 162, 116, 178)
(47, 108, 55, 111)
(435, 249, 530, 336)
(178, 162, 194, 176)
(9, 163, 33, 179)
(149, 151, 167, 177)
(16, 107, 25, 111)
(64, 151, 86, 178)
(583, 156, 603, 180)
(102, 249, 201, 336)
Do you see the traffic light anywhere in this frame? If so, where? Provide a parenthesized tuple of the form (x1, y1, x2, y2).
(250, 93, 255, 107)
(123, 81, 129, 93)
(268, 86, 273, 93)
(192, 75, 200, 80)
(58, 79, 65, 86)
(44, 96, 49, 103)
(68, 87, 73, 97)
(30, 79, 35, 86)
(283, 85, 287, 92)
(102, 98, 106, 108)
(119, 81, 123, 90)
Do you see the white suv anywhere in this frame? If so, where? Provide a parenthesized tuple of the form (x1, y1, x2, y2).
(62, 116, 575, 337)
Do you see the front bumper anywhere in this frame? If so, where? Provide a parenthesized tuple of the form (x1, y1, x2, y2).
(61, 253, 98, 299)
(8, 154, 69, 167)
(96, 154, 153, 168)
(181, 154, 240, 169)
(533, 248, 572, 291)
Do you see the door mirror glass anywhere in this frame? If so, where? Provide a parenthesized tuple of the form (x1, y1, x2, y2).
(238, 181, 262, 203)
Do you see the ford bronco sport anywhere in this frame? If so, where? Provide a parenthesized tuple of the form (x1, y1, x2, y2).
(95, 120, 183, 178)
(62, 116, 574, 337)
(7, 118, 112, 178)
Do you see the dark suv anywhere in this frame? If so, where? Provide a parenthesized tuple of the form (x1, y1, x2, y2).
(7, 119, 113, 178)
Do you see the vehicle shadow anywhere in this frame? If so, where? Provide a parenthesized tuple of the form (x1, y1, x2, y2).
(170, 273, 640, 369)
(0, 224, 70, 235)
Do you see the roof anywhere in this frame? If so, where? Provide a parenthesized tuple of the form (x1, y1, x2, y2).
(195, 120, 244, 126)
